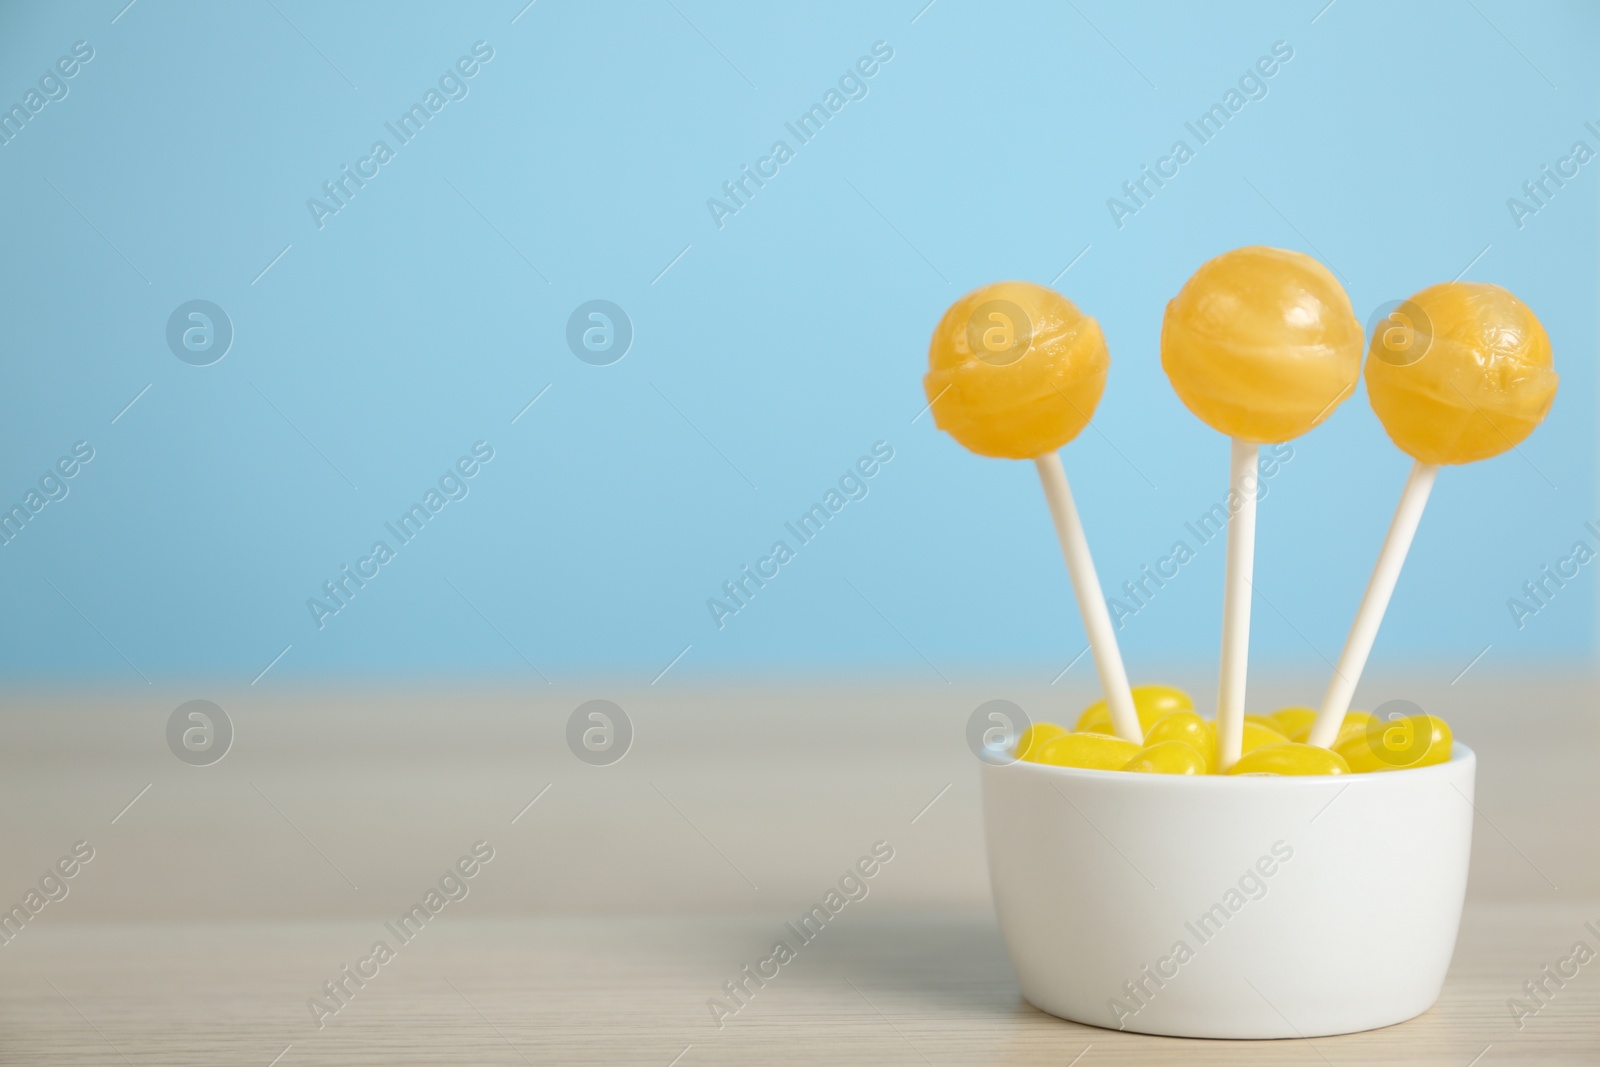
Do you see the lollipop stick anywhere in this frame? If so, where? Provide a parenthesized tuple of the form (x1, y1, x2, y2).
(1034, 452, 1142, 744)
(1309, 460, 1438, 748)
(1216, 438, 1259, 770)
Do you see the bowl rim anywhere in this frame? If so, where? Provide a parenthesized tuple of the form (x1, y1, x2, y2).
(987, 741, 1475, 789)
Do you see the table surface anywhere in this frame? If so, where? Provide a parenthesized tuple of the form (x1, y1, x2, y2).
(0, 674, 1595, 1064)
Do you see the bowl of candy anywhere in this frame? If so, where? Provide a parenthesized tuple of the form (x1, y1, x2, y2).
(923, 249, 1555, 1038)
(982, 689, 1473, 1038)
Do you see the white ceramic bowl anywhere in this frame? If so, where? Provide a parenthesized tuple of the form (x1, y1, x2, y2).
(981, 744, 1475, 1038)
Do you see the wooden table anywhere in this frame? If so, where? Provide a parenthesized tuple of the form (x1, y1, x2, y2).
(1, 673, 1595, 1064)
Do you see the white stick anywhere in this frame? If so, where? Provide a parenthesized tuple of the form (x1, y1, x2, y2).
(1034, 452, 1142, 744)
(1216, 438, 1259, 771)
(1308, 460, 1438, 749)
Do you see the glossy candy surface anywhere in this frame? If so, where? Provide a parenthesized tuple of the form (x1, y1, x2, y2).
(1075, 684, 1194, 735)
(1033, 731, 1142, 771)
(1337, 714, 1453, 773)
(1239, 721, 1291, 755)
(1015, 722, 1068, 762)
(1227, 742, 1351, 776)
(1268, 706, 1318, 740)
(1366, 282, 1557, 465)
(1294, 709, 1373, 747)
(1018, 700, 1451, 776)
(1161, 246, 1363, 443)
(925, 281, 1110, 459)
(1142, 710, 1214, 772)
(1124, 740, 1208, 775)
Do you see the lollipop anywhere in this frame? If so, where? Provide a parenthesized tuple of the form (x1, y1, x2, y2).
(1161, 247, 1363, 769)
(1308, 282, 1557, 748)
(926, 281, 1141, 743)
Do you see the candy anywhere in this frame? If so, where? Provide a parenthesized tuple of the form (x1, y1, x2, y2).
(1017, 709, 1453, 777)
(1240, 721, 1291, 755)
(1075, 684, 1194, 735)
(1288, 709, 1370, 745)
(1268, 706, 1318, 739)
(1244, 713, 1281, 731)
(1085, 711, 1283, 767)
(1142, 711, 1214, 772)
(1162, 247, 1362, 770)
(927, 284, 1141, 742)
(1033, 731, 1142, 771)
(1227, 742, 1351, 776)
(1313, 281, 1556, 746)
(925, 281, 1110, 460)
(1366, 282, 1557, 466)
(1124, 740, 1208, 775)
(1336, 714, 1452, 773)
(1015, 722, 1068, 762)
(1330, 710, 1373, 748)
(1161, 246, 1364, 443)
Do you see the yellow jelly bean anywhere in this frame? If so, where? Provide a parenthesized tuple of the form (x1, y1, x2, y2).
(925, 281, 1109, 459)
(1366, 282, 1556, 466)
(1143, 711, 1214, 772)
(1034, 731, 1143, 771)
(1240, 721, 1291, 755)
(1244, 713, 1280, 731)
(1268, 706, 1318, 739)
(1073, 707, 1113, 733)
(1161, 246, 1363, 443)
(1227, 742, 1351, 776)
(1331, 710, 1374, 748)
(1015, 722, 1068, 762)
(1124, 740, 1208, 775)
(1312, 710, 1373, 747)
(1283, 708, 1371, 745)
(1075, 684, 1194, 734)
(1336, 714, 1452, 773)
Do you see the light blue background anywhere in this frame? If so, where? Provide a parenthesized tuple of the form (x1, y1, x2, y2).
(0, 0, 1593, 686)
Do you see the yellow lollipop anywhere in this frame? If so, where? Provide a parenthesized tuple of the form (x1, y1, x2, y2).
(1162, 246, 1364, 444)
(926, 281, 1140, 743)
(925, 281, 1109, 458)
(1309, 282, 1557, 748)
(1366, 282, 1556, 465)
(1161, 247, 1363, 769)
